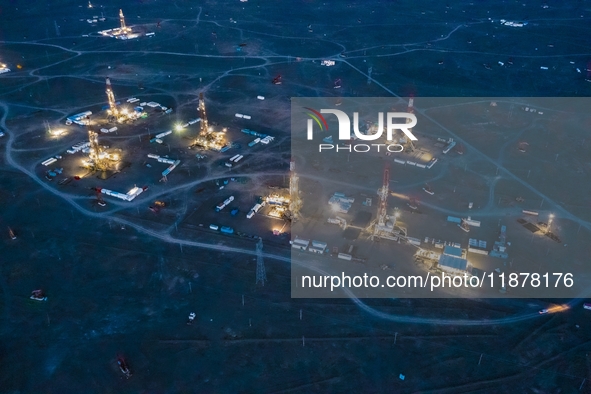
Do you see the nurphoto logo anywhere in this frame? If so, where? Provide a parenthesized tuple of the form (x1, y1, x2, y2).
(305, 108, 418, 153)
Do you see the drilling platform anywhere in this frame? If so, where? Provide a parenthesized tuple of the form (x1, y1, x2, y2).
(288, 159, 302, 221)
(105, 77, 119, 121)
(191, 92, 227, 151)
(366, 165, 403, 240)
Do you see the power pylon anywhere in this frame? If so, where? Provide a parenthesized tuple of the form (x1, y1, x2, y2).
(255, 237, 266, 286)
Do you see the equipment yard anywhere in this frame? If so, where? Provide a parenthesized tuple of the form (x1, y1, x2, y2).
(1, 0, 591, 392)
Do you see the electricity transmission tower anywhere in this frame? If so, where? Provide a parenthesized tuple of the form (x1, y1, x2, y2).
(255, 237, 266, 286)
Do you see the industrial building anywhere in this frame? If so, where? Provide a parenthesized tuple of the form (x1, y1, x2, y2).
(437, 245, 468, 274)
(99, 185, 146, 202)
(308, 240, 327, 254)
(66, 111, 92, 126)
(291, 237, 310, 251)
(329, 192, 354, 214)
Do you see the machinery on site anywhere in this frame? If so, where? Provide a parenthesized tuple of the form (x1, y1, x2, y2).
(117, 357, 132, 378)
(30, 289, 47, 301)
(90, 187, 107, 206)
(198, 92, 208, 134)
(459, 218, 470, 233)
(366, 165, 401, 240)
(119, 9, 128, 32)
(105, 77, 119, 121)
(191, 92, 226, 151)
(407, 197, 418, 211)
(104, 78, 141, 123)
(518, 141, 529, 153)
(287, 159, 302, 221)
(98, 9, 141, 40)
(187, 312, 196, 325)
(87, 130, 109, 171)
(397, 97, 417, 152)
(149, 200, 165, 213)
(82, 131, 121, 174)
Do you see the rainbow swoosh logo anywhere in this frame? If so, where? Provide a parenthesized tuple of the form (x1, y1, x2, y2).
(304, 107, 328, 131)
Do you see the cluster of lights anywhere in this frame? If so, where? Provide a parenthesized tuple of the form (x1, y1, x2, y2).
(49, 128, 66, 137)
(268, 205, 287, 217)
(194, 127, 227, 151)
(107, 106, 140, 123)
(265, 195, 291, 218)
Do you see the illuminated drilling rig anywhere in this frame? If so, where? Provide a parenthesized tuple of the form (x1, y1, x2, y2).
(288, 159, 302, 221)
(119, 9, 129, 32)
(192, 92, 226, 151)
(104, 78, 139, 123)
(402, 97, 416, 152)
(98, 9, 141, 39)
(105, 77, 119, 120)
(366, 165, 399, 240)
(87, 130, 109, 171)
(198, 92, 208, 134)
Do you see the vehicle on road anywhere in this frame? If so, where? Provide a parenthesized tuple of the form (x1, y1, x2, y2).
(30, 289, 47, 301)
(187, 312, 196, 325)
(117, 357, 132, 378)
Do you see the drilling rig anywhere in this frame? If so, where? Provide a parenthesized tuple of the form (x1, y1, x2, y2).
(288, 159, 302, 221)
(87, 130, 109, 171)
(198, 92, 208, 134)
(192, 92, 225, 150)
(366, 165, 398, 240)
(403, 97, 416, 152)
(119, 9, 128, 32)
(105, 77, 119, 121)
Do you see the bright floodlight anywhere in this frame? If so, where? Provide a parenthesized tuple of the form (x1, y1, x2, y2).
(175, 124, 183, 131)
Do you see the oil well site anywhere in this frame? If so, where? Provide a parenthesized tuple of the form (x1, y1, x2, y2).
(2, 0, 591, 392)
